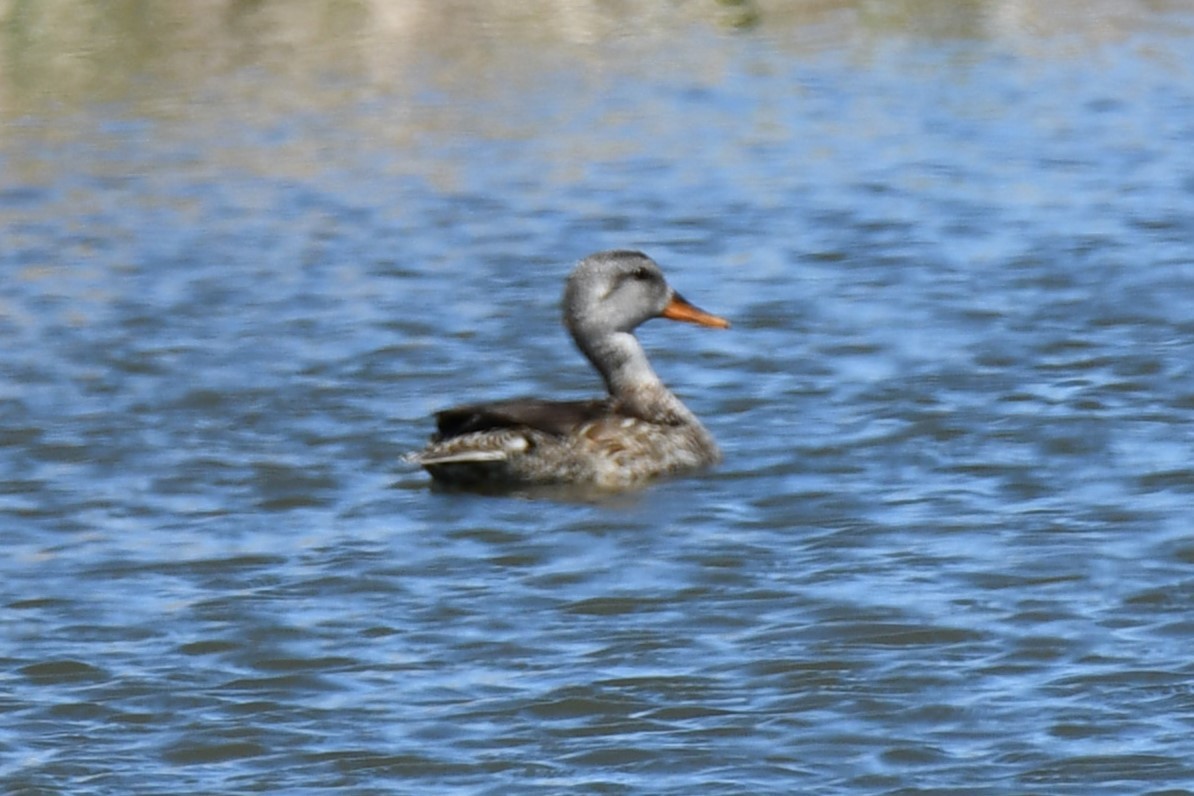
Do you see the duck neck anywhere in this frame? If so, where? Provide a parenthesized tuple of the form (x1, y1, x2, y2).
(576, 330, 695, 424)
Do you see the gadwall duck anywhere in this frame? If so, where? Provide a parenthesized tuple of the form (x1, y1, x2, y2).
(412, 250, 729, 490)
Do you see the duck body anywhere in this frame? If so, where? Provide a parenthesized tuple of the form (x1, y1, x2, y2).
(413, 250, 728, 491)
(420, 394, 720, 490)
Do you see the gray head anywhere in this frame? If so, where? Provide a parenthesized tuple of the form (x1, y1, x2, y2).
(563, 250, 729, 338)
(564, 251, 671, 337)
(561, 250, 729, 400)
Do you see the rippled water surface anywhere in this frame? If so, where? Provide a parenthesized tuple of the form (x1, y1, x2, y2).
(4, 2, 1194, 793)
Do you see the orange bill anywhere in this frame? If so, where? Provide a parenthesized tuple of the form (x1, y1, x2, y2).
(661, 292, 731, 329)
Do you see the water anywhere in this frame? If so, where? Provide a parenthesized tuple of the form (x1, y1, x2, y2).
(3, 2, 1194, 793)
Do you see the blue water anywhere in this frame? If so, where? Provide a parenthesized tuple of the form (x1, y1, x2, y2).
(3, 3, 1194, 793)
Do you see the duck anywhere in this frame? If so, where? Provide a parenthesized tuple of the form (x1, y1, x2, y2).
(412, 250, 729, 491)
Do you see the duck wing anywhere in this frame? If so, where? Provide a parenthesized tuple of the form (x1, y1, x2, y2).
(432, 397, 614, 440)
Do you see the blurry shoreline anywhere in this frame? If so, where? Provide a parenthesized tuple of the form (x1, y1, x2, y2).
(2, 0, 1192, 115)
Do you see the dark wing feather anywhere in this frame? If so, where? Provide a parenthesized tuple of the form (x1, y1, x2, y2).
(433, 398, 614, 440)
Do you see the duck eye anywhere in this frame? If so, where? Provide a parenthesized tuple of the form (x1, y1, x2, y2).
(631, 267, 653, 281)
